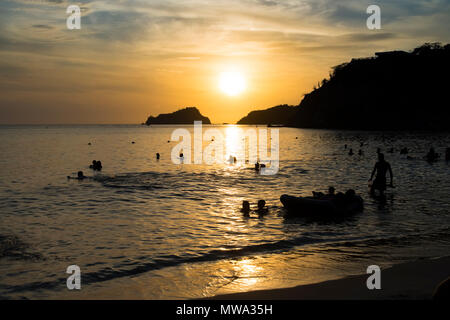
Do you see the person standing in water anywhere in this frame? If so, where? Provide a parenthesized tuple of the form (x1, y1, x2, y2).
(369, 153, 393, 196)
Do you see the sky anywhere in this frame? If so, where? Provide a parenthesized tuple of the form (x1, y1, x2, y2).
(0, 0, 449, 124)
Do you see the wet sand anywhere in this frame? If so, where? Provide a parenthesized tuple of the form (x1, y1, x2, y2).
(211, 256, 450, 300)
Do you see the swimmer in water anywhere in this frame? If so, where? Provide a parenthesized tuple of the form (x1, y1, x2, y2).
(67, 171, 90, 180)
(256, 200, 268, 215)
(95, 160, 102, 171)
(89, 160, 97, 169)
(328, 186, 335, 196)
(426, 147, 439, 162)
(90, 160, 102, 171)
(241, 200, 250, 217)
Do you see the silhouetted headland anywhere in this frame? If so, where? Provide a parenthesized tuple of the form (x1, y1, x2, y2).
(238, 43, 450, 131)
(144, 107, 211, 125)
(237, 104, 297, 125)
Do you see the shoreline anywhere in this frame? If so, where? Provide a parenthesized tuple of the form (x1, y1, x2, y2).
(210, 256, 450, 300)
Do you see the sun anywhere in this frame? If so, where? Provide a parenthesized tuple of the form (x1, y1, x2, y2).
(219, 71, 246, 96)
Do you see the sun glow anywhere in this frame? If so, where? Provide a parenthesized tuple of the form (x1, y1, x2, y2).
(225, 125, 240, 160)
(219, 71, 246, 96)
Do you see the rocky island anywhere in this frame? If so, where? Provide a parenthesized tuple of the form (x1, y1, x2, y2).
(144, 107, 211, 125)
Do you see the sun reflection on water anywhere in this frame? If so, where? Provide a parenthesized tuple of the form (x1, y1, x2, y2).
(232, 258, 264, 287)
(225, 125, 241, 161)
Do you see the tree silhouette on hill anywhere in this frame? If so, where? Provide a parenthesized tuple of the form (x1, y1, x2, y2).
(291, 42, 450, 130)
(237, 43, 449, 130)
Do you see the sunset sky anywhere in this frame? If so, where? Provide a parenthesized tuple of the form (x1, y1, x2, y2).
(0, 0, 449, 124)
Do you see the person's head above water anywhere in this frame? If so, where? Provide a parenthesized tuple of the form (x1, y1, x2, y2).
(345, 189, 356, 198)
(257, 200, 266, 210)
(378, 153, 385, 161)
(328, 186, 335, 195)
(242, 201, 250, 212)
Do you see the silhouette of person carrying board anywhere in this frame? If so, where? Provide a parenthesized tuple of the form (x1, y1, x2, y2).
(369, 153, 393, 196)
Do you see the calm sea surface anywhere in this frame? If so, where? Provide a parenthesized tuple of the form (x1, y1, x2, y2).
(0, 125, 449, 299)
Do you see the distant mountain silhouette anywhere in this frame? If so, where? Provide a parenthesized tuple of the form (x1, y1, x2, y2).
(237, 104, 297, 125)
(238, 43, 450, 130)
(145, 107, 211, 125)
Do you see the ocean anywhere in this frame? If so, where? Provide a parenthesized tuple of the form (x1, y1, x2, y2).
(0, 124, 449, 299)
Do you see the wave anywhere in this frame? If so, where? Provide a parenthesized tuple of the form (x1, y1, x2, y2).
(93, 169, 269, 193)
(3, 226, 450, 295)
(0, 235, 42, 261)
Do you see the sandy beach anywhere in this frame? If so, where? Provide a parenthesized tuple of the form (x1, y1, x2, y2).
(211, 256, 450, 300)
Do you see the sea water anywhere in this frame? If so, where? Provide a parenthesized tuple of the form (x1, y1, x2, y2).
(0, 125, 449, 299)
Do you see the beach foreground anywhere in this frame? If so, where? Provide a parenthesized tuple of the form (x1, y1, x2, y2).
(211, 256, 450, 300)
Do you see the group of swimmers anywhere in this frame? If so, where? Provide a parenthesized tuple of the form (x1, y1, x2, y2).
(345, 144, 364, 156)
(312, 186, 362, 208)
(347, 143, 450, 163)
(89, 160, 102, 171)
(241, 200, 268, 217)
(425, 147, 450, 162)
(67, 159, 102, 179)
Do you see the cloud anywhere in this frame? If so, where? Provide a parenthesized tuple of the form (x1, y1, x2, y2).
(81, 10, 152, 42)
(0, 63, 27, 77)
(255, 0, 279, 7)
(341, 32, 398, 42)
(32, 24, 54, 29)
(0, 0, 449, 123)
(0, 35, 56, 52)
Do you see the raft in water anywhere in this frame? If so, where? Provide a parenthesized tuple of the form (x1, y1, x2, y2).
(280, 194, 363, 217)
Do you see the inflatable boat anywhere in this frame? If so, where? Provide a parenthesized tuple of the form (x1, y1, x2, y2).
(280, 194, 363, 216)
